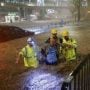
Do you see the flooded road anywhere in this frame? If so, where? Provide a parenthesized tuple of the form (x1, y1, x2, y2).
(0, 24, 90, 90)
(20, 69, 64, 90)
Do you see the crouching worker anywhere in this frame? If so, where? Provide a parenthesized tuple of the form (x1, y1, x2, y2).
(16, 38, 39, 68)
(45, 37, 59, 65)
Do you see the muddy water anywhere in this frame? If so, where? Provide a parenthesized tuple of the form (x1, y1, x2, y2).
(0, 26, 90, 90)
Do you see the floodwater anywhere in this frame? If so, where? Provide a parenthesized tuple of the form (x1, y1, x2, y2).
(0, 25, 90, 90)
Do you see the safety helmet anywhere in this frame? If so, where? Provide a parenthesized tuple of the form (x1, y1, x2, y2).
(27, 37, 34, 44)
(61, 29, 69, 36)
(51, 28, 57, 34)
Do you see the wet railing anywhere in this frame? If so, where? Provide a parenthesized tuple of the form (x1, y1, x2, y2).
(61, 54, 90, 90)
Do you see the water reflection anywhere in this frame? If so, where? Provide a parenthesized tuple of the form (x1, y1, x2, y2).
(22, 69, 64, 90)
(25, 26, 49, 35)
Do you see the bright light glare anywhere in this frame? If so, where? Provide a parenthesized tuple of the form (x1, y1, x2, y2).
(22, 70, 64, 90)
(27, 3, 35, 6)
(47, 9, 55, 14)
(1, 2, 4, 6)
(87, 11, 90, 13)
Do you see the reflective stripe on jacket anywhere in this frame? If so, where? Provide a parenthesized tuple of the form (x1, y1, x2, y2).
(62, 38, 77, 61)
(19, 45, 38, 68)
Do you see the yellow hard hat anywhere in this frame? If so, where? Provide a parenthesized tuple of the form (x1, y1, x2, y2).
(51, 28, 57, 34)
(61, 29, 69, 36)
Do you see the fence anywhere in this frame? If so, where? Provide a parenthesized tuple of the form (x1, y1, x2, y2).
(61, 54, 90, 90)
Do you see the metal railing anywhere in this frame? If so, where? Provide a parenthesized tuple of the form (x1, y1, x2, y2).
(61, 54, 90, 90)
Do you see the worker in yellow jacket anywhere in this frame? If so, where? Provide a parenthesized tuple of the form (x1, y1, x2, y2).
(61, 29, 77, 61)
(16, 37, 39, 68)
(45, 28, 59, 44)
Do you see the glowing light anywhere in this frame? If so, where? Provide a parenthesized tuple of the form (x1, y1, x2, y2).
(1, 2, 4, 6)
(22, 70, 64, 90)
(27, 3, 35, 6)
(87, 11, 90, 13)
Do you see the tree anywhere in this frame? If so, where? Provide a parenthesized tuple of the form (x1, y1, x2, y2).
(72, 0, 82, 22)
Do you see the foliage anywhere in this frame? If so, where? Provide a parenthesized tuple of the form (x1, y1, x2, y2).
(71, 0, 82, 8)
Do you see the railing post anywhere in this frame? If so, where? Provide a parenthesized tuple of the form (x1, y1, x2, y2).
(61, 54, 90, 90)
(87, 55, 90, 90)
(61, 82, 69, 90)
(61, 76, 73, 90)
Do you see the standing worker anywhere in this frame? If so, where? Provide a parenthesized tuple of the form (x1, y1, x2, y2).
(45, 28, 59, 44)
(61, 29, 77, 61)
(45, 28, 60, 55)
(43, 28, 61, 63)
(16, 37, 39, 68)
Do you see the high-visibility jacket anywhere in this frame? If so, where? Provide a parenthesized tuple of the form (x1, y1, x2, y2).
(62, 38, 77, 61)
(19, 44, 39, 68)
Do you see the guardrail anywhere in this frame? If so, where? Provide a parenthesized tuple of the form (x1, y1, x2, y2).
(61, 54, 90, 90)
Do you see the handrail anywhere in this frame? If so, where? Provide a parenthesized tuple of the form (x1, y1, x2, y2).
(61, 54, 90, 90)
(71, 55, 88, 76)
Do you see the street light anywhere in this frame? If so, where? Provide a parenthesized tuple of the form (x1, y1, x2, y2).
(1, 2, 5, 6)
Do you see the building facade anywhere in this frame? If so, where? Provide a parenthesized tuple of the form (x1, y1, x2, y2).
(0, 0, 89, 22)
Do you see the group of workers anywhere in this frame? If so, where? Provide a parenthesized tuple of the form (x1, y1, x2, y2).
(16, 28, 77, 69)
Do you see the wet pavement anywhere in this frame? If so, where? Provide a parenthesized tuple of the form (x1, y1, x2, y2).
(0, 23, 90, 90)
(19, 68, 64, 90)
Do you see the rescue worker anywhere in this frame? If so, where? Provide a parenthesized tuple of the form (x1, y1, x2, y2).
(16, 37, 39, 68)
(61, 29, 77, 61)
(45, 28, 58, 44)
(45, 28, 60, 53)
